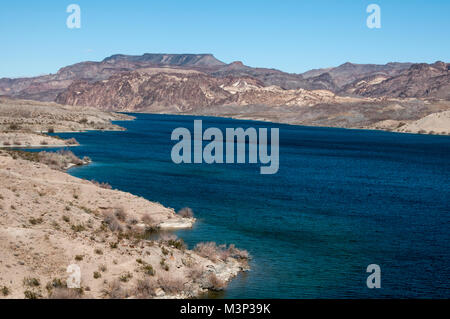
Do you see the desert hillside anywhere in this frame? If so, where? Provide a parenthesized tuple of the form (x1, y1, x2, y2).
(0, 99, 249, 299)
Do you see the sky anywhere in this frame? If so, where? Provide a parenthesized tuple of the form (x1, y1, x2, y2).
(0, 0, 449, 78)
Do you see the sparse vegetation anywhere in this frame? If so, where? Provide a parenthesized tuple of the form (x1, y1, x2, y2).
(177, 207, 194, 218)
(91, 180, 112, 189)
(45, 278, 66, 293)
(93, 272, 101, 279)
(157, 273, 184, 294)
(24, 290, 40, 299)
(1, 286, 10, 296)
(75, 255, 84, 261)
(71, 224, 86, 232)
(49, 288, 82, 299)
(167, 238, 186, 250)
(134, 279, 157, 298)
(119, 272, 133, 283)
(142, 264, 155, 276)
(103, 280, 127, 299)
(194, 242, 249, 262)
(160, 258, 169, 271)
(65, 138, 78, 145)
(23, 277, 40, 287)
(29, 217, 43, 225)
(114, 207, 127, 221)
(103, 210, 123, 232)
(206, 273, 226, 291)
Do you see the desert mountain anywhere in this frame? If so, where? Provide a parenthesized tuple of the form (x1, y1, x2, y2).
(55, 69, 351, 112)
(341, 62, 450, 99)
(0, 54, 226, 101)
(301, 62, 413, 87)
(0, 53, 422, 102)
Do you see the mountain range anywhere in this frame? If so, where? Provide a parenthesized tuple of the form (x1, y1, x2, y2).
(1, 53, 449, 134)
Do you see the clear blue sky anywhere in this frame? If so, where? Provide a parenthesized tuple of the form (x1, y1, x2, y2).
(1, 0, 449, 78)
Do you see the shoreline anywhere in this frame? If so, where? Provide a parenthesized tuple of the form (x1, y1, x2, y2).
(119, 110, 450, 137)
(0, 99, 250, 299)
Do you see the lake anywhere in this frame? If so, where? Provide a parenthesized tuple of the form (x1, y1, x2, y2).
(53, 113, 449, 298)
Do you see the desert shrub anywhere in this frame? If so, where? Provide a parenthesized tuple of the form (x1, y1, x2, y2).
(103, 280, 127, 299)
(29, 217, 43, 225)
(167, 239, 186, 250)
(1, 286, 10, 296)
(79, 118, 88, 124)
(99, 264, 107, 272)
(62, 215, 70, 223)
(142, 264, 155, 276)
(71, 224, 86, 232)
(134, 279, 158, 298)
(194, 242, 221, 262)
(114, 207, 127, 221)
(35, 150, 84, 170)
(49, 288, 82, 299)
(45, 278, 66, 293)
(47, 127, 55, 133)
(24, 290, 40, 299)
(23, 277, 40, 287)
(127, 217, 139, 225)
(161, 247, 169, 256)
(103, 211, 123, 232)
(109, 242, 118, 249)
(177, 207, 194, 218)
(119, 272, 133, 283)
(160, 258, 169, 271)
(13, 140, 22, 146)
(157, 273, 184, 294)
(91, 180, 112, 189)
(65, 138, 78, 145)
(194, 242, 249, 262)
(94, 248, 103, 255)
(141, 213, 156, 226)
(206, 273, 226, 291)
(3, 141, 11, 146)
(227, 244, 250, 260)
(8, 123, 20, 130)
(188, 265, 204, 283)
(93, 272, 101, 279)
(75, 255, 84, 261)
(40, 140, 48, 146)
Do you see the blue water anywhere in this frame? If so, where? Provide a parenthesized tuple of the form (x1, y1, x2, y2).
(51, 114, 449, 298)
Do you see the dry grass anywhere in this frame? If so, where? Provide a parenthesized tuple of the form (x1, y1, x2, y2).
(103, 210, 123, 232)
(157, 273, 185, 294)
(194, 242, 249, 262)
(5, 149, 88, 171)
(103, 280, 128, 299)
(177, 207, 194, 218)
(91, 180, 112, 189)
(114, 207, 127, 222)
(49, 288, 83, 299)
(141, 213, 156, 226)
(133, 279, 158, 298)
(207, 273, 226, 291)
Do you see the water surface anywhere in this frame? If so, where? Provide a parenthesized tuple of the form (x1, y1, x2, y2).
(54, 114, 449, 298)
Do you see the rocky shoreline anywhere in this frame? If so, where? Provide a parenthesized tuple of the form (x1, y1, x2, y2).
(0, 98, 249, 299)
